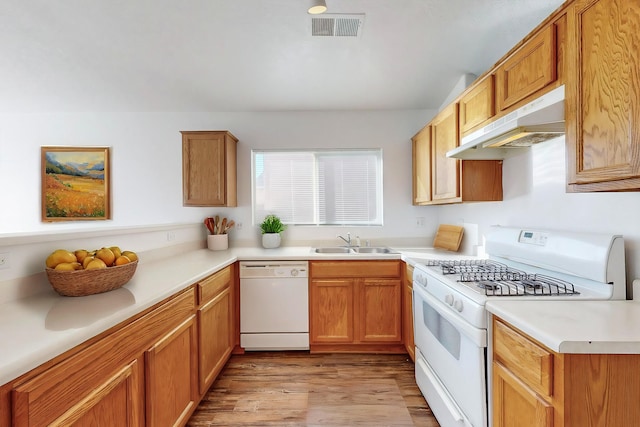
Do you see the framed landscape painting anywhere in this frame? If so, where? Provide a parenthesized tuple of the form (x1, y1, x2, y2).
(41, 147, 111, 221)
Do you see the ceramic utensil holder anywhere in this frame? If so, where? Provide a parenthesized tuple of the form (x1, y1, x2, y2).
(207, 234, 228, 251)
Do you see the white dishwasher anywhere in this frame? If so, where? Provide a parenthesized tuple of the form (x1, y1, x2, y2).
(239, 261, 309, 350)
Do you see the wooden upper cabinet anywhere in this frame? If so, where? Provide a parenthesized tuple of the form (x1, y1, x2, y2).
(431, 103, 461, 202)
(566, 0, 640, 191)
(182, 131, 238, 206)
(412, 125, 432, 205)
(496, 25, 557, 112)
(459, 74, 496, 136)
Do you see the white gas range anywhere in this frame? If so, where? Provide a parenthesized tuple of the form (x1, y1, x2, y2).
(411, 226, 626, 427)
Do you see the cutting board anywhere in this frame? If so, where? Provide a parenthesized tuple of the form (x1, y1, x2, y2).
(433, 224, 464, 252)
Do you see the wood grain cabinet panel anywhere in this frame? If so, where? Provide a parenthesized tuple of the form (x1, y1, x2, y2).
(493, 317, 640, 427)
(197, 266, 233, 395)
(358, 278, 402, 342)
(493, 361, 553, 427)
(145, 315, 199, 427)
(310, 279, 354, 343)
(496, 25, 557, 111)
(431, 103, 461, 202)
(182, 130, 238, 206)
(309, 261, 403, 353)
(459, 74, 495, 136)
(412, 125, 432, 205)
(566, 0, 640, 191)
(403, 264, 415, 362)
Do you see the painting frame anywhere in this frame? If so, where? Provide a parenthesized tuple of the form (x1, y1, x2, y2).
(41, 146, 111, 222)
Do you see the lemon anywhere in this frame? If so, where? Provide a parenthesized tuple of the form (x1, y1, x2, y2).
(95, 247, 116, 267)
(46, 249, 77, 269)
(121, 250, 138, 262)
(114, 255, 131, 266)
(85, 258, 107, 270)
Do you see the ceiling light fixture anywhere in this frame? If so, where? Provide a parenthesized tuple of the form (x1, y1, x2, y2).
(308, 0, 327, 14)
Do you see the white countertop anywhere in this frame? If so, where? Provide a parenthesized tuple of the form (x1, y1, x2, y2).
(0, 245, 439, 385)
(487, 299, 640, 354)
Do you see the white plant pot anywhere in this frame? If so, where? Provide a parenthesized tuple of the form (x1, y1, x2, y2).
(262, 233, 281, 249)
(207, 234, 228, 251)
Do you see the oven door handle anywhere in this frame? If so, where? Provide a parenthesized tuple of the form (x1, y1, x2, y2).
(413, 283, 486, 347)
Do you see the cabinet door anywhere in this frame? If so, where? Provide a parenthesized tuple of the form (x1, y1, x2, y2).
(566, 0, 640, 191)
(403, 265, 415, 361)
(431, 103, 461, 202)
(412, 125, 432, 205)
(459, 75, 495, 135)
(358, 278, 402, 343)
(182, 131, 238, 206)
(309, 279, 354, 343)
(496, 25, 557, 111)
(198, 286, 232, 395)
(493, 362, 553, 427)
(13, 360, 143, 427)
(145, 315, 199, 427)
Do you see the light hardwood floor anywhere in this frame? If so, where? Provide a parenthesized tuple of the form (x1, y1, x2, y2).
(188, 352, 440, 427)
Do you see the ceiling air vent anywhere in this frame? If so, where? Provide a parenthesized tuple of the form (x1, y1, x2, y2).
(311, 14, 365, 37)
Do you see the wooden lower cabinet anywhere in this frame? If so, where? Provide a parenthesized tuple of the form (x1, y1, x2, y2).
(309, 261, 403, 352)
(196, 265, 234, 395)
(493, 317, 640, 427)
(145, 315, 199, 427)
(5, 266, 238, 427)
(403, 264, 415, 362)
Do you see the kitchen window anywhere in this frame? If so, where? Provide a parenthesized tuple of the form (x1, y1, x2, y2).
(252, 149, 383, 226)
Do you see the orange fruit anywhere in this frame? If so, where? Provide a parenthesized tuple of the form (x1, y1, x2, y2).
(46, 249, 77, 269)
(82, 256, 95, 269)
(114, 255, 131, 266)
(74, 249, 89, 263)
(109, 246, 122, 259)
(95, 247, 116, 266)
(54, 262, 79, 271)
(85, 258, 107, 270)
(122, 250, 138, 262)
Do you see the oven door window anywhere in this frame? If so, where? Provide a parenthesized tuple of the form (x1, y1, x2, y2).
(423, 301, 461, 359)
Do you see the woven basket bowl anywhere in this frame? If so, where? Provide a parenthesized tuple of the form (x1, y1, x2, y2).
(45, 260, 138, 297)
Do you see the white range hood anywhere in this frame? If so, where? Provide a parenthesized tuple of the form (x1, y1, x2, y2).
(447, 85, 565, 160)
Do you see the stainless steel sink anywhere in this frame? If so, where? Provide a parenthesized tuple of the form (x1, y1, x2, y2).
(353, 247, 397, 254)
(313, 246, 397, 254)
(313, 247, 353, 254)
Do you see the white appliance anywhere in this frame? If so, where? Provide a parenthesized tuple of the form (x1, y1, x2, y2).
(447, 85, 565, 160)
(240, 261, 309, 350)
(412, 226, 626, 427)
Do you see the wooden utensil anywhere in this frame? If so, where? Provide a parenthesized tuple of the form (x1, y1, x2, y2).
(224, 220, 235, 234)
(220, 218, 227, 234)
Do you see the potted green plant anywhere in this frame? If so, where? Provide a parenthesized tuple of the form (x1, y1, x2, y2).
(260, 214, 286, 248)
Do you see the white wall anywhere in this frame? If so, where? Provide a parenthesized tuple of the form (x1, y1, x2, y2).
(0, 110, 439, 292)
(437, 136, 640, 288)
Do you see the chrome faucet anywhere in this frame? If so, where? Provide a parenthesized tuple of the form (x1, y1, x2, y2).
(337, 232, 351, 247)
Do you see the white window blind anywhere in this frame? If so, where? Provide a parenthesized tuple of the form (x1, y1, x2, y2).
(252, 149, 383, 226)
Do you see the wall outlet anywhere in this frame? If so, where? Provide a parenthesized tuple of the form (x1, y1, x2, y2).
(0, 252, 10, 269)
(236, 222, 243, 230)
(416, 217, 426, 227)
(166, 231, 176, 242)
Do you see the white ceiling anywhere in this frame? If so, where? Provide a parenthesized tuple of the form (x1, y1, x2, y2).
(1, 0, 565, 113)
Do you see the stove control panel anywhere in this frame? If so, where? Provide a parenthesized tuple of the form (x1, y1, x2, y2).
(518, 230, 548, 246)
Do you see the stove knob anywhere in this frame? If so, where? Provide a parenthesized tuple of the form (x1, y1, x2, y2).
(444, 294, 454, 306)
(453, 300, 464, 312)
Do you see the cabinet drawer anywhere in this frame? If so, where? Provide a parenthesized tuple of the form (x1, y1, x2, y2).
(310, 261, 401, 278)
(493, 318, 553, 398)
(405, 264, 414, 282)
(198, 266, 231, 304)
